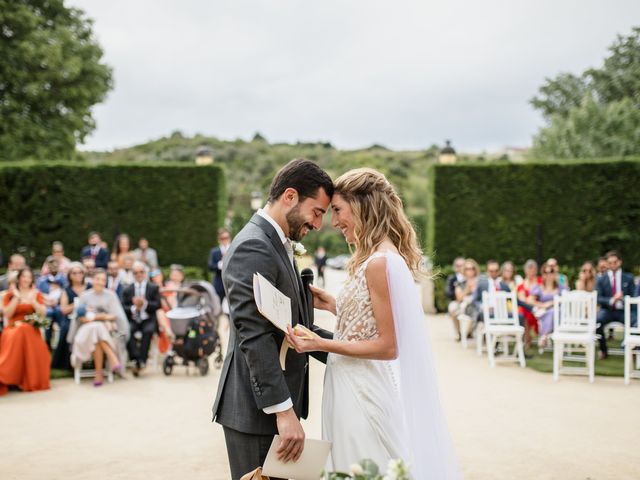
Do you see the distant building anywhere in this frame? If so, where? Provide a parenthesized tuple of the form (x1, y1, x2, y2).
(195, 146, 214, 165)
(438, 140, 457, 164)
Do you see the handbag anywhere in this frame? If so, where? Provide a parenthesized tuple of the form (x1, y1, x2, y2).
(240, 467, 270, 480)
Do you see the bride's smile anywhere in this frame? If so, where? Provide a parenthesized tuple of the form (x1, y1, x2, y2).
(331, 194, 356, 243)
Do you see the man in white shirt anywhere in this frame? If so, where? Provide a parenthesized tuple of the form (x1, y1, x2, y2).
(596, 250, 637, 359)
(122, 261, 161, 375)
(212, 159, 334, 480)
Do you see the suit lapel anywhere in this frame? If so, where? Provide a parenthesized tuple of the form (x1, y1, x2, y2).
(250, 215, 306, 325)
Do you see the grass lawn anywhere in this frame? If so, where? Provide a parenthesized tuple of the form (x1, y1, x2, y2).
(50, 368, 74, 379)
(524, 334, 629, 377)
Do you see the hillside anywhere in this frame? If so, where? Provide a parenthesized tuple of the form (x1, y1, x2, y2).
(82, 132, 443, 255)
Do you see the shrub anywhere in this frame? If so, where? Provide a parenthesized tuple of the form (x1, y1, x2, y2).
(427, 158, 640, 269)
(0, 162, 226, 268)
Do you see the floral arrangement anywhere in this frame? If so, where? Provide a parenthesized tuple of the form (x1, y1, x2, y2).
(24, 313, 50, 330)
(326, 459, 410, 480)
(292, 241, 307, 257)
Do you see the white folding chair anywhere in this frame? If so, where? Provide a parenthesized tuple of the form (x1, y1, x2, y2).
(624, 296, 640, 385)
(482, 290, 526, 367)
(551, 290, 598, 383)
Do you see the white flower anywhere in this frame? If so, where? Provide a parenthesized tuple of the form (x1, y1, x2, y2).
(384, 459, 410, 480)
(292, 241, 307, 257)
(349, 463, 364, 476)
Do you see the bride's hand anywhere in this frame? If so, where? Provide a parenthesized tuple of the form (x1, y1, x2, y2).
(286, 326, 323, 353)
(309, 285, 336, 314)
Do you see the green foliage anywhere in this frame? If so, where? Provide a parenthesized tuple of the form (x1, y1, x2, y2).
(0, 0, 113, 161)
(530, 26, 640, 158)
(426, 159, 640, 282)
(0, 162, 226, 268)
(82, 136, 439, 256)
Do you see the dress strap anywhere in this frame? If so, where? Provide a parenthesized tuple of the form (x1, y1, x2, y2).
(358, 251, 388, 273)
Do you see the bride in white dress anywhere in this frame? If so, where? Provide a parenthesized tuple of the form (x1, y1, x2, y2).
(287, 168, 462, 479)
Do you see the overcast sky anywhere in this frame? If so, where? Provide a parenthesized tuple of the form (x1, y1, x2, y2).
(69, 0, 640, 153)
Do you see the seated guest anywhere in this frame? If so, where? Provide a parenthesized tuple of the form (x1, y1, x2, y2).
(40, 241, 71, 275)
(36, 257, 68, 350)
(531, 263, 567, 350)
(499, 261, 523, 291)
(119, 254, 135, 287)
(517, 259, 540, 349)
(451, 258, 480, 340)
(81, 257, 96, 283)
(54, 262, 90, 370)
(0, 254, 26, 291)
(596, 256, 609, 278)
(150, 270, 175, 353)
(575, 261, 596, 292)
(112, 233, 133, 268)
(0, 268, 50, 395)
(81, 231, 110, 269)
(596, 250, 637, 359)
(546, 258, 568, 288)
(106, 261, 123, 298)
(472, 259, 511, 326)
(446, 257, 466, 339)
(122, 262, 161, 376)
(133, 237, 159, 270)
(67, 269, 128, 386)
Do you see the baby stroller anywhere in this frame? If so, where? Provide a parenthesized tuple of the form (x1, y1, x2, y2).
(163, 281, 223, 376)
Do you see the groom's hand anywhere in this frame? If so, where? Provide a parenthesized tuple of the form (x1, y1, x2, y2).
(275, 408, 305, 463)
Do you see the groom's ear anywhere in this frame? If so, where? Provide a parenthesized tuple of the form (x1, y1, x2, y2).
(281, 187, 299, 206)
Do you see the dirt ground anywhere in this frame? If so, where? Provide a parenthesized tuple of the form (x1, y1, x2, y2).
(2, 268, 638, 480)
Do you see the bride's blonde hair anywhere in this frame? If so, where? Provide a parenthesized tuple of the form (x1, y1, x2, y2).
(334, 168, 423, 278)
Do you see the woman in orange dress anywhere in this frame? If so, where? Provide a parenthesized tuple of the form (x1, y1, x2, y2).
(0, 267, 51, 395)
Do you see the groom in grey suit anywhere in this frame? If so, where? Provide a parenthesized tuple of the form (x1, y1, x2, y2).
(212, 159, 334, 479)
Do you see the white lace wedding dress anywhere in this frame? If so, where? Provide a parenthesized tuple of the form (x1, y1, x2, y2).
(322, 252, 462, 479)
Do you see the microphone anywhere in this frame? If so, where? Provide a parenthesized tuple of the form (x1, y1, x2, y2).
(300, 268, 315, 324)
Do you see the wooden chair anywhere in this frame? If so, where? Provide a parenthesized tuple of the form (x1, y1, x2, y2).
(551, 290, 597, 383)
(624, 296, 640, 385)
(481, 290, 526, 367)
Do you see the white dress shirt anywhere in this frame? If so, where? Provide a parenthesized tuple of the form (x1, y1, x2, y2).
(131, 280, 149, 320)
(256, 208, 294, 415)
(608, 269, 623, 309)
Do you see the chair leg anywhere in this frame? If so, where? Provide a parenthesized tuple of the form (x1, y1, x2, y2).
(487, 333, 496, 367)
(587, 342, 595, 384)
(476, 324, 484, 356)
(625, 344, 631, 386)
(460, 318, 468, 349)
(74, 366, 81, 385)
(553, 342, 562, 381)
(517, 335, 526, 367)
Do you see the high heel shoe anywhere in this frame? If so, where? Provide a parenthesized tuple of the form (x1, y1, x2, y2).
(93, 380, 104, 387)
(111, 363, 123, 375)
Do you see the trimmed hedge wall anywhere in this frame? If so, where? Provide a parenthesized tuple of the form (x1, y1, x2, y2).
(427, 158, 640, 269)
(0, 162, 226, 268)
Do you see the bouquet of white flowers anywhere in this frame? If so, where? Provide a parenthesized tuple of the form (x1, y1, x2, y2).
(24, 313, 50, 330)
(326, 459, 410, 480)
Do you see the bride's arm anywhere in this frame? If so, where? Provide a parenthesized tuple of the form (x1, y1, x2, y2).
(287, 257, 398, 361)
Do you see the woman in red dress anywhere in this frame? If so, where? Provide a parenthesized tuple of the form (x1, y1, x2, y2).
(517, 259, 541, 349)
(0, 267, 51, 395)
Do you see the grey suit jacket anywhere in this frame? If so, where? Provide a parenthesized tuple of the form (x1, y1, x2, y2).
(212, 214, 331, 435)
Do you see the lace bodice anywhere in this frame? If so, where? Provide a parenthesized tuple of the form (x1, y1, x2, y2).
(335, 252, 386, 342)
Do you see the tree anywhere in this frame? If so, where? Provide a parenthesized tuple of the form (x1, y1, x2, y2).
(530, 26, 640, 158)
(0, 0, 113, 160)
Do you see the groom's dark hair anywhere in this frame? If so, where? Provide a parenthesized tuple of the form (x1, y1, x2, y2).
(267, 158, 334, 203)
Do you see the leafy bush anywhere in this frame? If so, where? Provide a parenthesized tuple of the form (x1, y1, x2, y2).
(427, 158, 640, 271)
(0, 162, 226, 268)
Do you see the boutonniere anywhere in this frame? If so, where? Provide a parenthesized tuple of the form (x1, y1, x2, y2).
(291, 241, 307, 257)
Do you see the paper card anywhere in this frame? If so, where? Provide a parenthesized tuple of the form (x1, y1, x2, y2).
(262, 435, 332, 480)
(253, 273, 292, 333)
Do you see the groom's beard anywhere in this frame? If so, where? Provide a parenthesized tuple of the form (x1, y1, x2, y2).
(286, 205, 314, 242)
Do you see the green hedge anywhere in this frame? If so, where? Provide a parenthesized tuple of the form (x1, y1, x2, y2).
(427, 158, 640, 269)
(0, 162, 226, 268)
